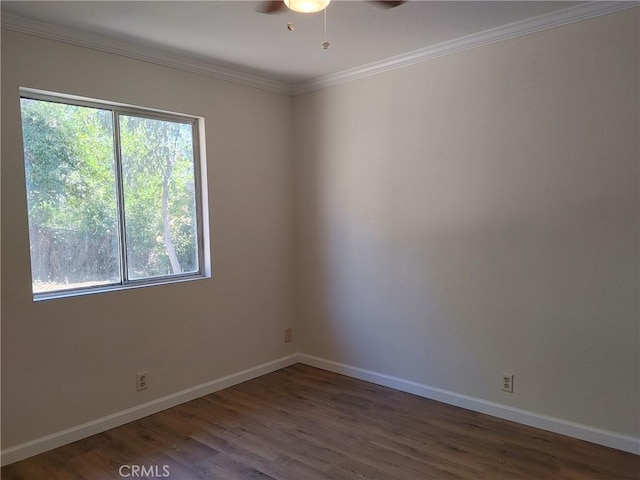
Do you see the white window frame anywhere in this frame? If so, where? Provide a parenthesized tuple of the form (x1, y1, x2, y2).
(20, 88, 211, 301)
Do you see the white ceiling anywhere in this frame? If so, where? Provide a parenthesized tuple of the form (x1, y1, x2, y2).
(2, 1, 627, 92)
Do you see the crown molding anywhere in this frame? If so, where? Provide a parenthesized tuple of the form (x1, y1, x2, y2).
(2, 2, 637, 97)
(0, 12, 294, 96)
(291, 1, 639, 95)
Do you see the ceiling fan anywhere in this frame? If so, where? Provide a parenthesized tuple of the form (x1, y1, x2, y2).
(260, 0, 406, 14)
(259, 0, 406, 49)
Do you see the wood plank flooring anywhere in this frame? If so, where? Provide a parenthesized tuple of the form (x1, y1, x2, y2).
(2, 364, 639, 479)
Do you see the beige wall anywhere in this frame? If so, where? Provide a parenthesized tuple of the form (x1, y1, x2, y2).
(1, 30, 295, 447)
(293, 9, 639, 437)
(2, 7, 639, 454)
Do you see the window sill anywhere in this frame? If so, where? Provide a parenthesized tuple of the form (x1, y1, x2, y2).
(33, 273, 211, 302)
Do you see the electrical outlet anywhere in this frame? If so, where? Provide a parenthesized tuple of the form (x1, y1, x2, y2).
(284, 328, 292, 343)
(136, 371, 148, 391)
(502, 373, 514, 393)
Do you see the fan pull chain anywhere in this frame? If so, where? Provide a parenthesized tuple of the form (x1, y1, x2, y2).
(287, 0, 294, 30)
(322, 6, 330, 49)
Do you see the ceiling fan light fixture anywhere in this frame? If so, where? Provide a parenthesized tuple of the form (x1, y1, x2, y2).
(284, 0, 330, 13)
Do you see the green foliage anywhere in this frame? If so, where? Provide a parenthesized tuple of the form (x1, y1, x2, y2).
(21, 98, 199, 291)
(21, 100, 116, 233)
(21, 99, 119, 287)
(120, 115, 198, 278)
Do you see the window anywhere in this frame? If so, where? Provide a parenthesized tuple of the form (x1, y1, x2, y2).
(19, 90, 208, 299)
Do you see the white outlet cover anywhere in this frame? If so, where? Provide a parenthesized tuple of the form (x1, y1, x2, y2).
(136, 371, 148, 391)
(501, 373, 514, 393)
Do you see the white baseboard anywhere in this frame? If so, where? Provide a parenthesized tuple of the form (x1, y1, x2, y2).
(3, 352, 637, 466)
(298, 354, 640, 456)
(0, 354, 299, 466)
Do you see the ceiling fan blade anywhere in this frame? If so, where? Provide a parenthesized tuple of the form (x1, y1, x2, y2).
(260, 1, 287, 14)
(370, 1, 407, 8)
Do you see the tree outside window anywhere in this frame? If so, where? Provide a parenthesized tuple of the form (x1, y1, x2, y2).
(20, 93, 205, 298)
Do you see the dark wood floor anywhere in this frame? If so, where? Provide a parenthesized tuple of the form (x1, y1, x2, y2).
(2, 364, 639, 479)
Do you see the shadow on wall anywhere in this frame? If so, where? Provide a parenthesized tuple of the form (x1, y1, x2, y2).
(294, 83, 638, 431)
